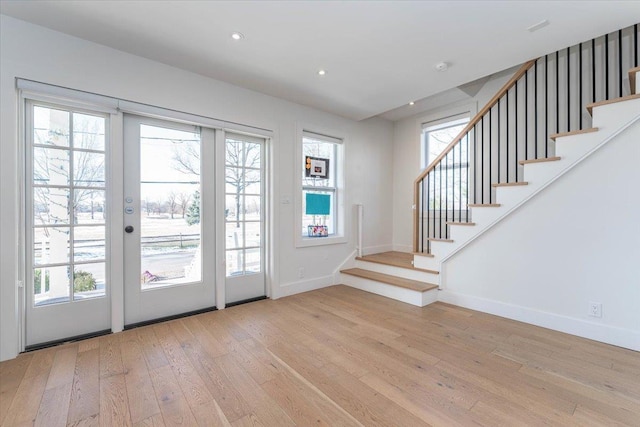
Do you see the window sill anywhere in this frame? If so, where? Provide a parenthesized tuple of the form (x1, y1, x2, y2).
(296, 235, 347, 248)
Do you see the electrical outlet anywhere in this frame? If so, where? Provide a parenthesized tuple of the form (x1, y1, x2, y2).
(298, 267, 305, 279)
(589, 302, 602, 318)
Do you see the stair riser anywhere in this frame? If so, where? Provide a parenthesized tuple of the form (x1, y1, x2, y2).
(523, 161, 565, 185)
(413, 254, 440, 271)
(448, 225, 481, 243)
(636, 72, 639, 95)
(494, 184, 535, 207)
(555, 132, 610, 161)
(591, 97, 640, 128)
(468, 207, 506, 227)
(354, 260, 439, 283)
(340, 274, 438, 307)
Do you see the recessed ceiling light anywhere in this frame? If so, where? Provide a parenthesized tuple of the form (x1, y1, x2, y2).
(231, 32, 244, 40)
(409, 101, 415, 106)
(435, 62, 449, 72)
(318, 69, 327, 76)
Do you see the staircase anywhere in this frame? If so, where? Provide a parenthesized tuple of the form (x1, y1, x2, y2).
(339, 26, 640, 308)
(341, 251, 439, 306)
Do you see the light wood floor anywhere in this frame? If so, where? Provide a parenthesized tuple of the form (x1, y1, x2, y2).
(1, 285, 639, 426)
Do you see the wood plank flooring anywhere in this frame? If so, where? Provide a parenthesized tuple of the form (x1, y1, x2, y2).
(1, 285, 639, 426)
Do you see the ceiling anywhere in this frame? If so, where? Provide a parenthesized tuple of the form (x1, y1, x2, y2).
(1, 1, 639, 121)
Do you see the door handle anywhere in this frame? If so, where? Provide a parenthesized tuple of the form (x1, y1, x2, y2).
(125, 225, 134, 233)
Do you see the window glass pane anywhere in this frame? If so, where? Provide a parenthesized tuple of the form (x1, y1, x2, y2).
(225, 194, 242, 220)
(139, 124, 201, 289)
(34, 266, 70, 306)
(226, 250, 244, 276)
(34, 147, 70, 186)
(243, 169, 261, 194)
(73, 113, 105, 151)
(226, 222, 244, 250)
(302, 190, 335, 235)
(243, 142, 261, 168)
(34, 187, 70, 225)
(424, 120, 468, 166)
(226, 141, 242, 166)
(302, 139, 335, 187)
(243, 195, 261, 221)
(74, 226, 105, 262)
(74, 151, 105, 187)
(34, 106, 69, 147)
(74, 189, 106, 225)
(74, 263, 106, 300)
(245, 222, 261, 248)
(34, 226, 70, 265)
(245, 248, 260, 273)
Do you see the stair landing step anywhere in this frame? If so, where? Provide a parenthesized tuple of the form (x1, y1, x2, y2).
(550, 127, 598, 141)
(468, 203, 501, 207)
(446, 222, 476, 226)
(586, 94, 640, 115)
(356, 251, 438, 274)
(519, 156, 561, 165)
(341, 268, 438, 293)
(427, 237, 453, 243)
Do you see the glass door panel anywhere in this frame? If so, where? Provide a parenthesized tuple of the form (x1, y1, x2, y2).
(224, 133, 265, 304)
(26, 102, 110, 346)
(123, 115, 215, 326)
(139, 124, 202, 288)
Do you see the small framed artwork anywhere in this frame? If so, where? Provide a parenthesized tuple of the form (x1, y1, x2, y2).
(308, 225, 328, 237)
(305, 156, 330, 179)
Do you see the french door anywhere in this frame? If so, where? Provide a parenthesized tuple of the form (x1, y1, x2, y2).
(25, 102, 111, 346)
(224, 133, 266, 304)
(123, 115, 216, 326)
(24, 102, 267, 347)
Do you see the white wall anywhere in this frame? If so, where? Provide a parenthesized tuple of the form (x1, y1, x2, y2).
(440, 121, 640, 350)
(391, 69, 517, 251)
(0, 15, 393, 361)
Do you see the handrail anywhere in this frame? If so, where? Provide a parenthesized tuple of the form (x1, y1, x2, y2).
(413, 24, 639, 254)
(412, 59, 536, 252)
(413, 60, 537, 187)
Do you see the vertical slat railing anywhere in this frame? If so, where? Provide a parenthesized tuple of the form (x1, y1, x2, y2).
(414, 24, 640, 253)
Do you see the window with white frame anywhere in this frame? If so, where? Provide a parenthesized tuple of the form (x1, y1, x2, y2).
(301, 131, 342, 238)
(421, 114, 471, 217)
(422, 115, 469, 169)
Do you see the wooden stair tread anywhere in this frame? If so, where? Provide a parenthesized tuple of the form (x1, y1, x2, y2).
(446, 222, 476, 226)
(586, 94, 640, 115)
(356, 251, 438, 274)
(550, 127, 598, 140)
(468, 203, 501, 207)
(341, 268, 438, 292)
(629, 66, 639, 95)
(492, 181, 529, 187)
(427, 237, 453, 243)
(519, 156, 561, 165)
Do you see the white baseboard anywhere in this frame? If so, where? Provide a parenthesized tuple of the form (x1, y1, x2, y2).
(275, 275, 335, 299)
(392, 244, 413, 253)
(438, 290, 640, 351)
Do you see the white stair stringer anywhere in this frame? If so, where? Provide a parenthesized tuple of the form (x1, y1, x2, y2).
(339, 273, 438, 307)
(416, 99, 640, 274)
